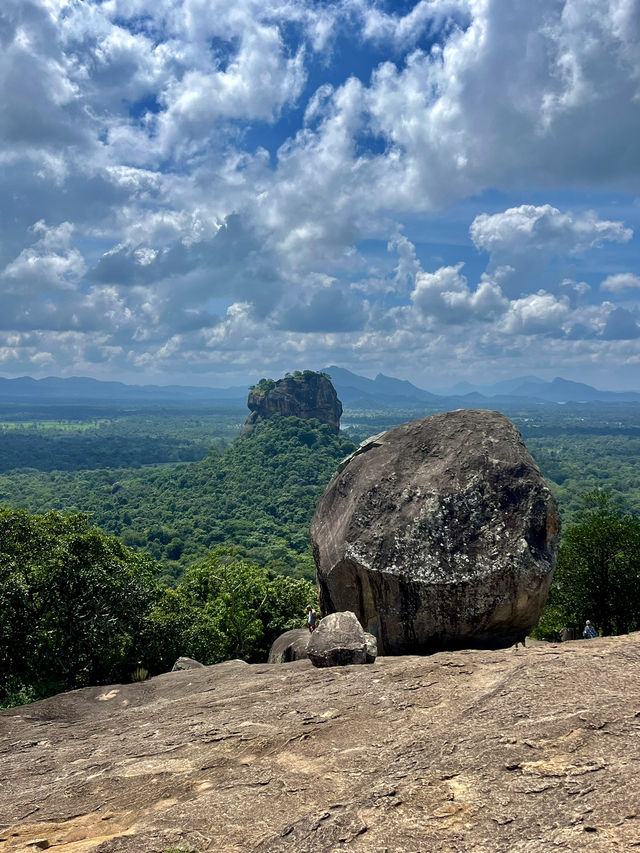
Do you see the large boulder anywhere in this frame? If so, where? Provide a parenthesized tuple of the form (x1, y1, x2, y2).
(268, 629, 311, 664)
(307, 611, 372, 667)
(311, 409, 561, 654)
(244, 371, 342, 434)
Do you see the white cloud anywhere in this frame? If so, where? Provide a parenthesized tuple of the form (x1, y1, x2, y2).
(464, 205, 635, 298)
(411, 263, 508, 324)
(362, 0, 640, 204)
(0, 0, 639, 385)
(384, 232, 422, 296)
(500, 291, 571, 336)
(202, 301, 252, 344)
(470, 205, 632, 257)
(354, 0, 469, 49)
(154, 28, 307, 156)
(2, 221, 86, 290)
(276, 276, 369, 332)
(601, 272, 640, 293)
(560, 278, 591, 300)
(0, 1, 84, 151)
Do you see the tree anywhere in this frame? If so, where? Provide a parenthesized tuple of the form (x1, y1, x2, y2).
(1, 511, 316, 709)
(146, 550, 316, 671)
(0, 414, 356, 578)
(537, 491, 640, 638)
(0, 508, 160, 706)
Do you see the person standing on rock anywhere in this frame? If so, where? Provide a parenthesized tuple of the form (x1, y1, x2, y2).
(583, 620, 597, 639)
(307, 605, 317, 633)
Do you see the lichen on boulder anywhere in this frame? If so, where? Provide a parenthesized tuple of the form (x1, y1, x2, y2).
(311, 409, 561, 654)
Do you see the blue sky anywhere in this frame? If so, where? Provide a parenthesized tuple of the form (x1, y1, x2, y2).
(0, 0, 639, 389)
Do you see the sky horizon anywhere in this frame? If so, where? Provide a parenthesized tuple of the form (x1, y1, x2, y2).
(1, 0, 639, 390)
(1, 366, 640, 396)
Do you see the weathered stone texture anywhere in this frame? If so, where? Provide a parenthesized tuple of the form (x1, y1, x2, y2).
(268, 629, 311, 664)
(171, 656, 205, 671)
(307, 611, 371, 667)
(311, 409, 561, 654)
(244, 372, 342, 434)
(2, 636, 640, 853)
(363, 631, 377, 663)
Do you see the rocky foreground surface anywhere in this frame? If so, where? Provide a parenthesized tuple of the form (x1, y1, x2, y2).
(2, 635, 640, 853)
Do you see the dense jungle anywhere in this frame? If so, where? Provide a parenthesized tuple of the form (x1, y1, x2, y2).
(1, 396, 639, 707)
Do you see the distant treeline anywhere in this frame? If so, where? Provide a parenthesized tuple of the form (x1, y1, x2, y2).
(0, 416, 355, 582)
(343, 407, 640, 521)
(0, 428, 210, 472)
(0, 405, 639, 586)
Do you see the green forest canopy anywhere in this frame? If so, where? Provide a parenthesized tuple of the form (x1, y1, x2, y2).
(0, 415, 355, 583)
(534, 491, 640, 640)
(0, 507, 315, 708)
(0, 404, 639, 588)
(2, 403, 640, 708)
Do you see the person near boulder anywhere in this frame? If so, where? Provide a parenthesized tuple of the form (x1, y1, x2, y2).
(306, 605, 317, 633)
(583, 620, 597, 639)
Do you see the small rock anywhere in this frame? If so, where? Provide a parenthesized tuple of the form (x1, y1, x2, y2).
(268, 629, 311, 664)
(364, 632, 378, 664)
(171, 657, 205, 672)
(307, 611, 369, 667)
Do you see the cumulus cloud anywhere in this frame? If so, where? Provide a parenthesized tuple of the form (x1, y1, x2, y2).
(411, 263, 508, 324)
(3, 221, 86, 290)
(0, 0, 639, 384)
(601, 272, 640, 293)
(464, 205, 634, 298)
(470, 205, 632, 257)
(500, 291, 571, 336)
(0, 221, 89, 331)
(153, 27, 307, 157)
(354, 0, 469, 50)
(601, 307, 640, 340)
(276, 277, 369, 333)
(388, 233, 422, 296)
(0, 1, 87, 150)
(385, 0, 639, 192)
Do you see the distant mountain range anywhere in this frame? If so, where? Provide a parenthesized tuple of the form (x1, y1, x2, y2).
(0, 370, 639, 408)
(322, 367, 640, 406)
(439, 375, 640, 404)
(0, 375, 248, 404)
(320, 366, 439, 407)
